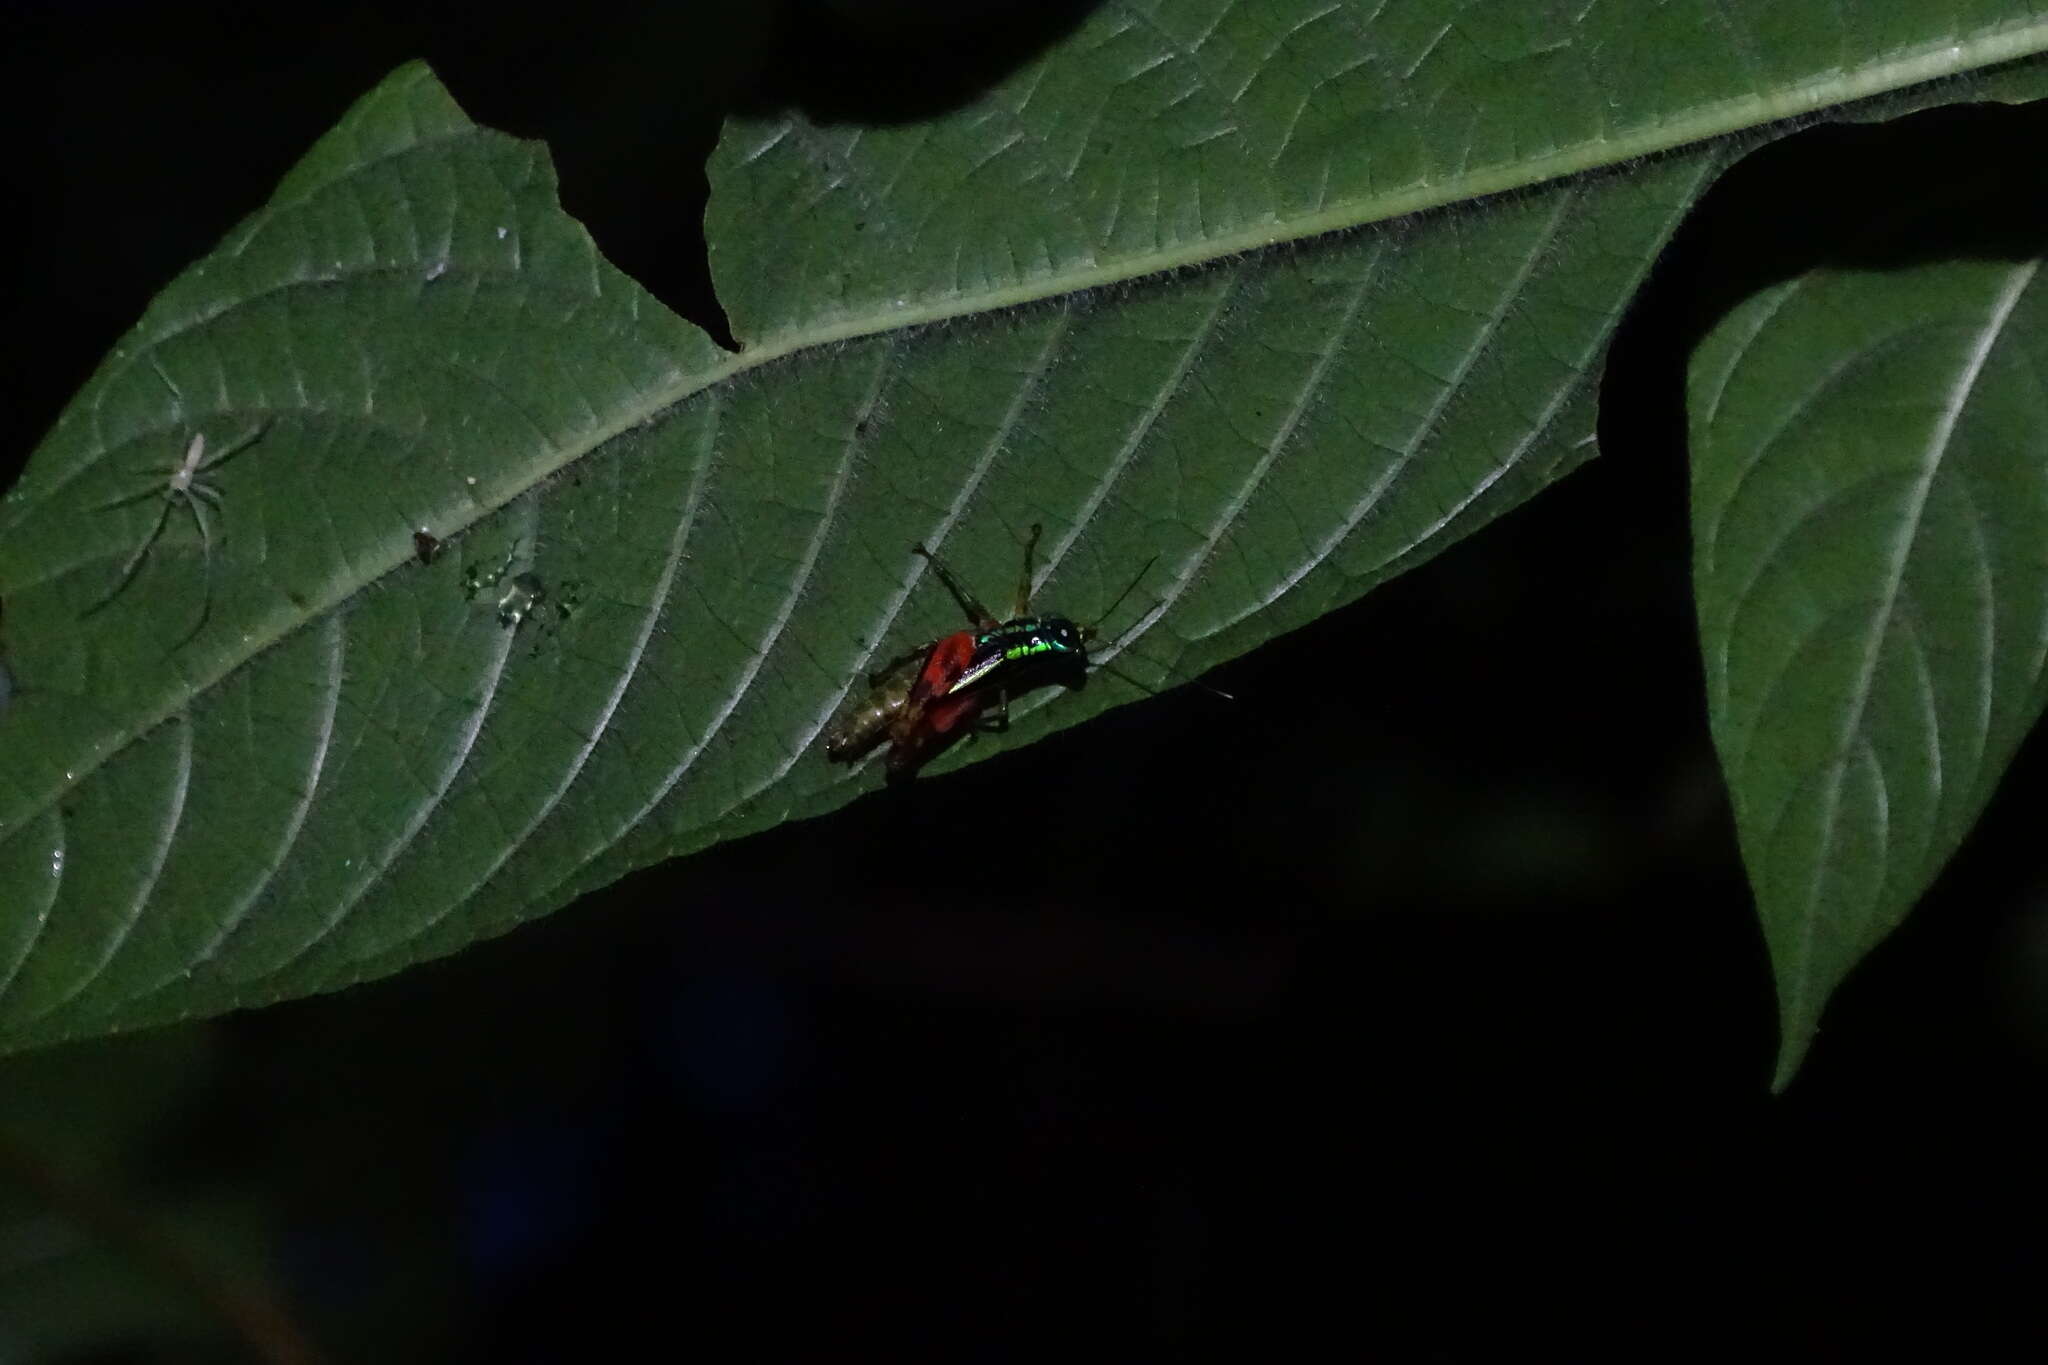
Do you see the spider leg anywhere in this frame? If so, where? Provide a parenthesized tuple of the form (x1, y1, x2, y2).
(147, 356, 185, 410)
(167, 490, 218, 650)
(180, 487, 218, 559)
(194, 419, 273, 476)
(81, 493, 176, 618)
(169, 542, 216, 651)
(94, 484, 171, 513)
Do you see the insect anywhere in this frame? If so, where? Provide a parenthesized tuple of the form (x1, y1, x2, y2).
(819, 646, 931, 767)
(819, 553, 998, 779)
(824, 524, 1158, 782)
(83, 421, 272, 646)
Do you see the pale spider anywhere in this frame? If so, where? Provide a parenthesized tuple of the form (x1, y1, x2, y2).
(83, 420, 272, 645)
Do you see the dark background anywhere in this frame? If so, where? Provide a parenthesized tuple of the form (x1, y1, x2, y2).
(5, 3, 2048, 1359)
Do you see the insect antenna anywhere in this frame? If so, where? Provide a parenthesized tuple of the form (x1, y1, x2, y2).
(1076, 556, 1235, 702)
(1083, 553, 1160, 643)
(1096, 654, 1236, 703)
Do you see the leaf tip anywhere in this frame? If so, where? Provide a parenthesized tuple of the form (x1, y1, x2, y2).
(1769, 972, 1826, 1092)
(1769, 1030, 1813, 1093)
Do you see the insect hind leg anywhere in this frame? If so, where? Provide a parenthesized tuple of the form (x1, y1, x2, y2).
(912, 542, 995, 629)
(866, 641, 930, 688)
(1011, 522, 1041, 618)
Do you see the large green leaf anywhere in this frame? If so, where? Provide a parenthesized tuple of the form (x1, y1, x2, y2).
(1693, 178, 2048, 1084)
(711, 0, 2048, 349)
(3, 2, 2048, 1051)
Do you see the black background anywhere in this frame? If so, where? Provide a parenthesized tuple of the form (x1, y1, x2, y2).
(5, 2, 2048, 1359)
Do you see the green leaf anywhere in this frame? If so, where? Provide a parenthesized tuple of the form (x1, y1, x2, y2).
(711, 0, 2048, 351)
(1693, 176, 2048, 1085)
(4, 4, 2048, 1051)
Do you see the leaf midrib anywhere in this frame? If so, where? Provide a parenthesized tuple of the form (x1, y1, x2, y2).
(15, 23, 2048, 842)
(1780, 259, 2037, 1033)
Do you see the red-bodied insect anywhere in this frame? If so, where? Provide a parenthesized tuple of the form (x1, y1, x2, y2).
(823, 524, 1158, 782)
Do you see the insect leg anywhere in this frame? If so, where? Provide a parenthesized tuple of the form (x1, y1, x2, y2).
(1012, 522, 1042, 618)
(911, 542, 995, 629)
(866, 642, 931, 689)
